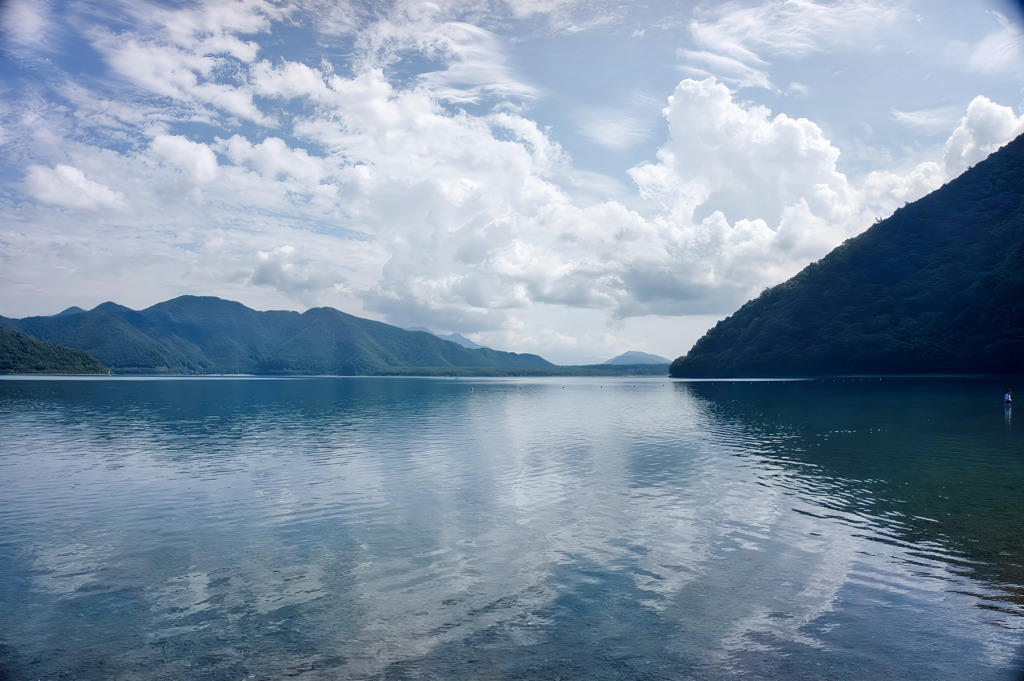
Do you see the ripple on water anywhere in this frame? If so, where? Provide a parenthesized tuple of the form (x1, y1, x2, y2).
(1, 377, 1023, 680)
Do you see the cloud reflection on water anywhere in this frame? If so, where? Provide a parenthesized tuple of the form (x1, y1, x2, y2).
(0, 377, 1022, 679)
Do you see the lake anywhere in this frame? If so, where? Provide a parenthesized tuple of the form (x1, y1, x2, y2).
(0, 376, 1022, 680)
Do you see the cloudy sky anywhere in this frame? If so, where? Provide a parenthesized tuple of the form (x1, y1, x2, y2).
(2, 0, 1023, 364)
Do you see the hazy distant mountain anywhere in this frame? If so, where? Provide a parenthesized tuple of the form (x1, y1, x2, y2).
(0, 327, 107, 374)
(0, 296, 552, 375)
(438, 332, 482, 350)
(54, 306, 86, 316)
(407, 327, 484, 350)
(603, 351, 670, 365)
(670, 134, 1024, 378)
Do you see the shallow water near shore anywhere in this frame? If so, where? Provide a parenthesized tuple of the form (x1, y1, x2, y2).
(1, 375, 1022, 679)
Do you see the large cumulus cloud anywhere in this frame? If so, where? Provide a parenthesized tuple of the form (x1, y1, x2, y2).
(350, 74, 871, 326)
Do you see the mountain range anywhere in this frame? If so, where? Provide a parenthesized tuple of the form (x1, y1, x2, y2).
(670, 133, 1024, 378)
(0, 296, 551, 375)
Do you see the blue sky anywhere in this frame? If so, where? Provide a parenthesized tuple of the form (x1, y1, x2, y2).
(2, 0, 1023, 363)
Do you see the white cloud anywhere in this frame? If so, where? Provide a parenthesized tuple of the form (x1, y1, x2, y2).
(630, 77, 859, 261)
(349, 76, 868, 326)
(892, 105, 962, 131)
(497, 0, 624, 32)
(249, 245, 345, 303)
(677, 48, 775, 91)
(576, 92, 664, 151)
(250, 59, 329, 100)
(94, 34, 214, 99)
(88, 0, 279, 125)
(968, 11, 1024, 74)
(355, 8, 538, 104)
(577, 109, 652, 151)
(0, 0, 50, 52)
(325, 75, 1020, 333)
(131, 0, 282, 62)
(295, 0, 366, 37)
(860, 95, 1024, 220)
(502, 0, 578, 20)
(415, 22, 539, 102)
(943, 95, 1024, 174)
(859, 160, 945, 218)
(150, 134, 219, 182)
(685, 0, 905, 90)
(218, 135, 327, 185)
(691, 0, 904, 58)
(787, 81, 810, 96)
(24, 164, 127, 211)
(93, 32, 270, 124)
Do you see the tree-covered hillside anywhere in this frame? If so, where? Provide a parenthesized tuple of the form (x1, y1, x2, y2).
(670, 134, 1024, 378)
(0, 327, 108, 374)
(0, 296, 552, 375)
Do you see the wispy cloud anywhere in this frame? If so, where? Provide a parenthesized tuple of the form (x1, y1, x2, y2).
(576, 91, 662, 151)
(892, 105, 962, 131)
(0, 0, 59, 58)
(577, 110, 651, 151)
(414, 22, 540, 102)
(677, 49, 774, 91)
(684, 0, 905, 90)
(968, 10, 1024, 74)
(692, 0, 905, 58)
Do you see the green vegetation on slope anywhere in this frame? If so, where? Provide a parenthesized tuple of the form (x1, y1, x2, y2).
(0, 327, 108, 374)
(670, 134, 1024, 378)
(0, 296, 553, 375)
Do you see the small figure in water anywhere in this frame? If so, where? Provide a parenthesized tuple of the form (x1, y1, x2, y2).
(1005, 388, 1012, 404)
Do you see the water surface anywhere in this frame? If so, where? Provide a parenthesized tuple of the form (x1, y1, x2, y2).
(0, 376, 1022, 679)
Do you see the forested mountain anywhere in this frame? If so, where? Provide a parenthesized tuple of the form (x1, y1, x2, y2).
(670, 134, 1024, 378)
(0, 327, 108, 374)
(0, 296, 551, 375)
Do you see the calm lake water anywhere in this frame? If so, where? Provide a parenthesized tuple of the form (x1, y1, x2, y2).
(1, 376, 1022, 680)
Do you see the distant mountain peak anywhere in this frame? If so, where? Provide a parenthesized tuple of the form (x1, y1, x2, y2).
(439, 332, 483, 350)
(604, 351, 670, 365)
(54, 306, 86, 316)
(91, 301, 132, 313)
(405, 327, 485, 350)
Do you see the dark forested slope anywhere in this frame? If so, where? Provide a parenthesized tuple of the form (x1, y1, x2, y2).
(670, 134, 1024, 378)
(0, 327, 108, 374)
(0, 296, 552, 374)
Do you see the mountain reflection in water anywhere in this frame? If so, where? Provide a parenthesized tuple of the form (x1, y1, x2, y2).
(683, 379, 1024, 594)
(0, 376, 1021, 680)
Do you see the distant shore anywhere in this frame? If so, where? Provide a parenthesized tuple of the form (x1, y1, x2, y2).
(1, 364, 672, 378)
